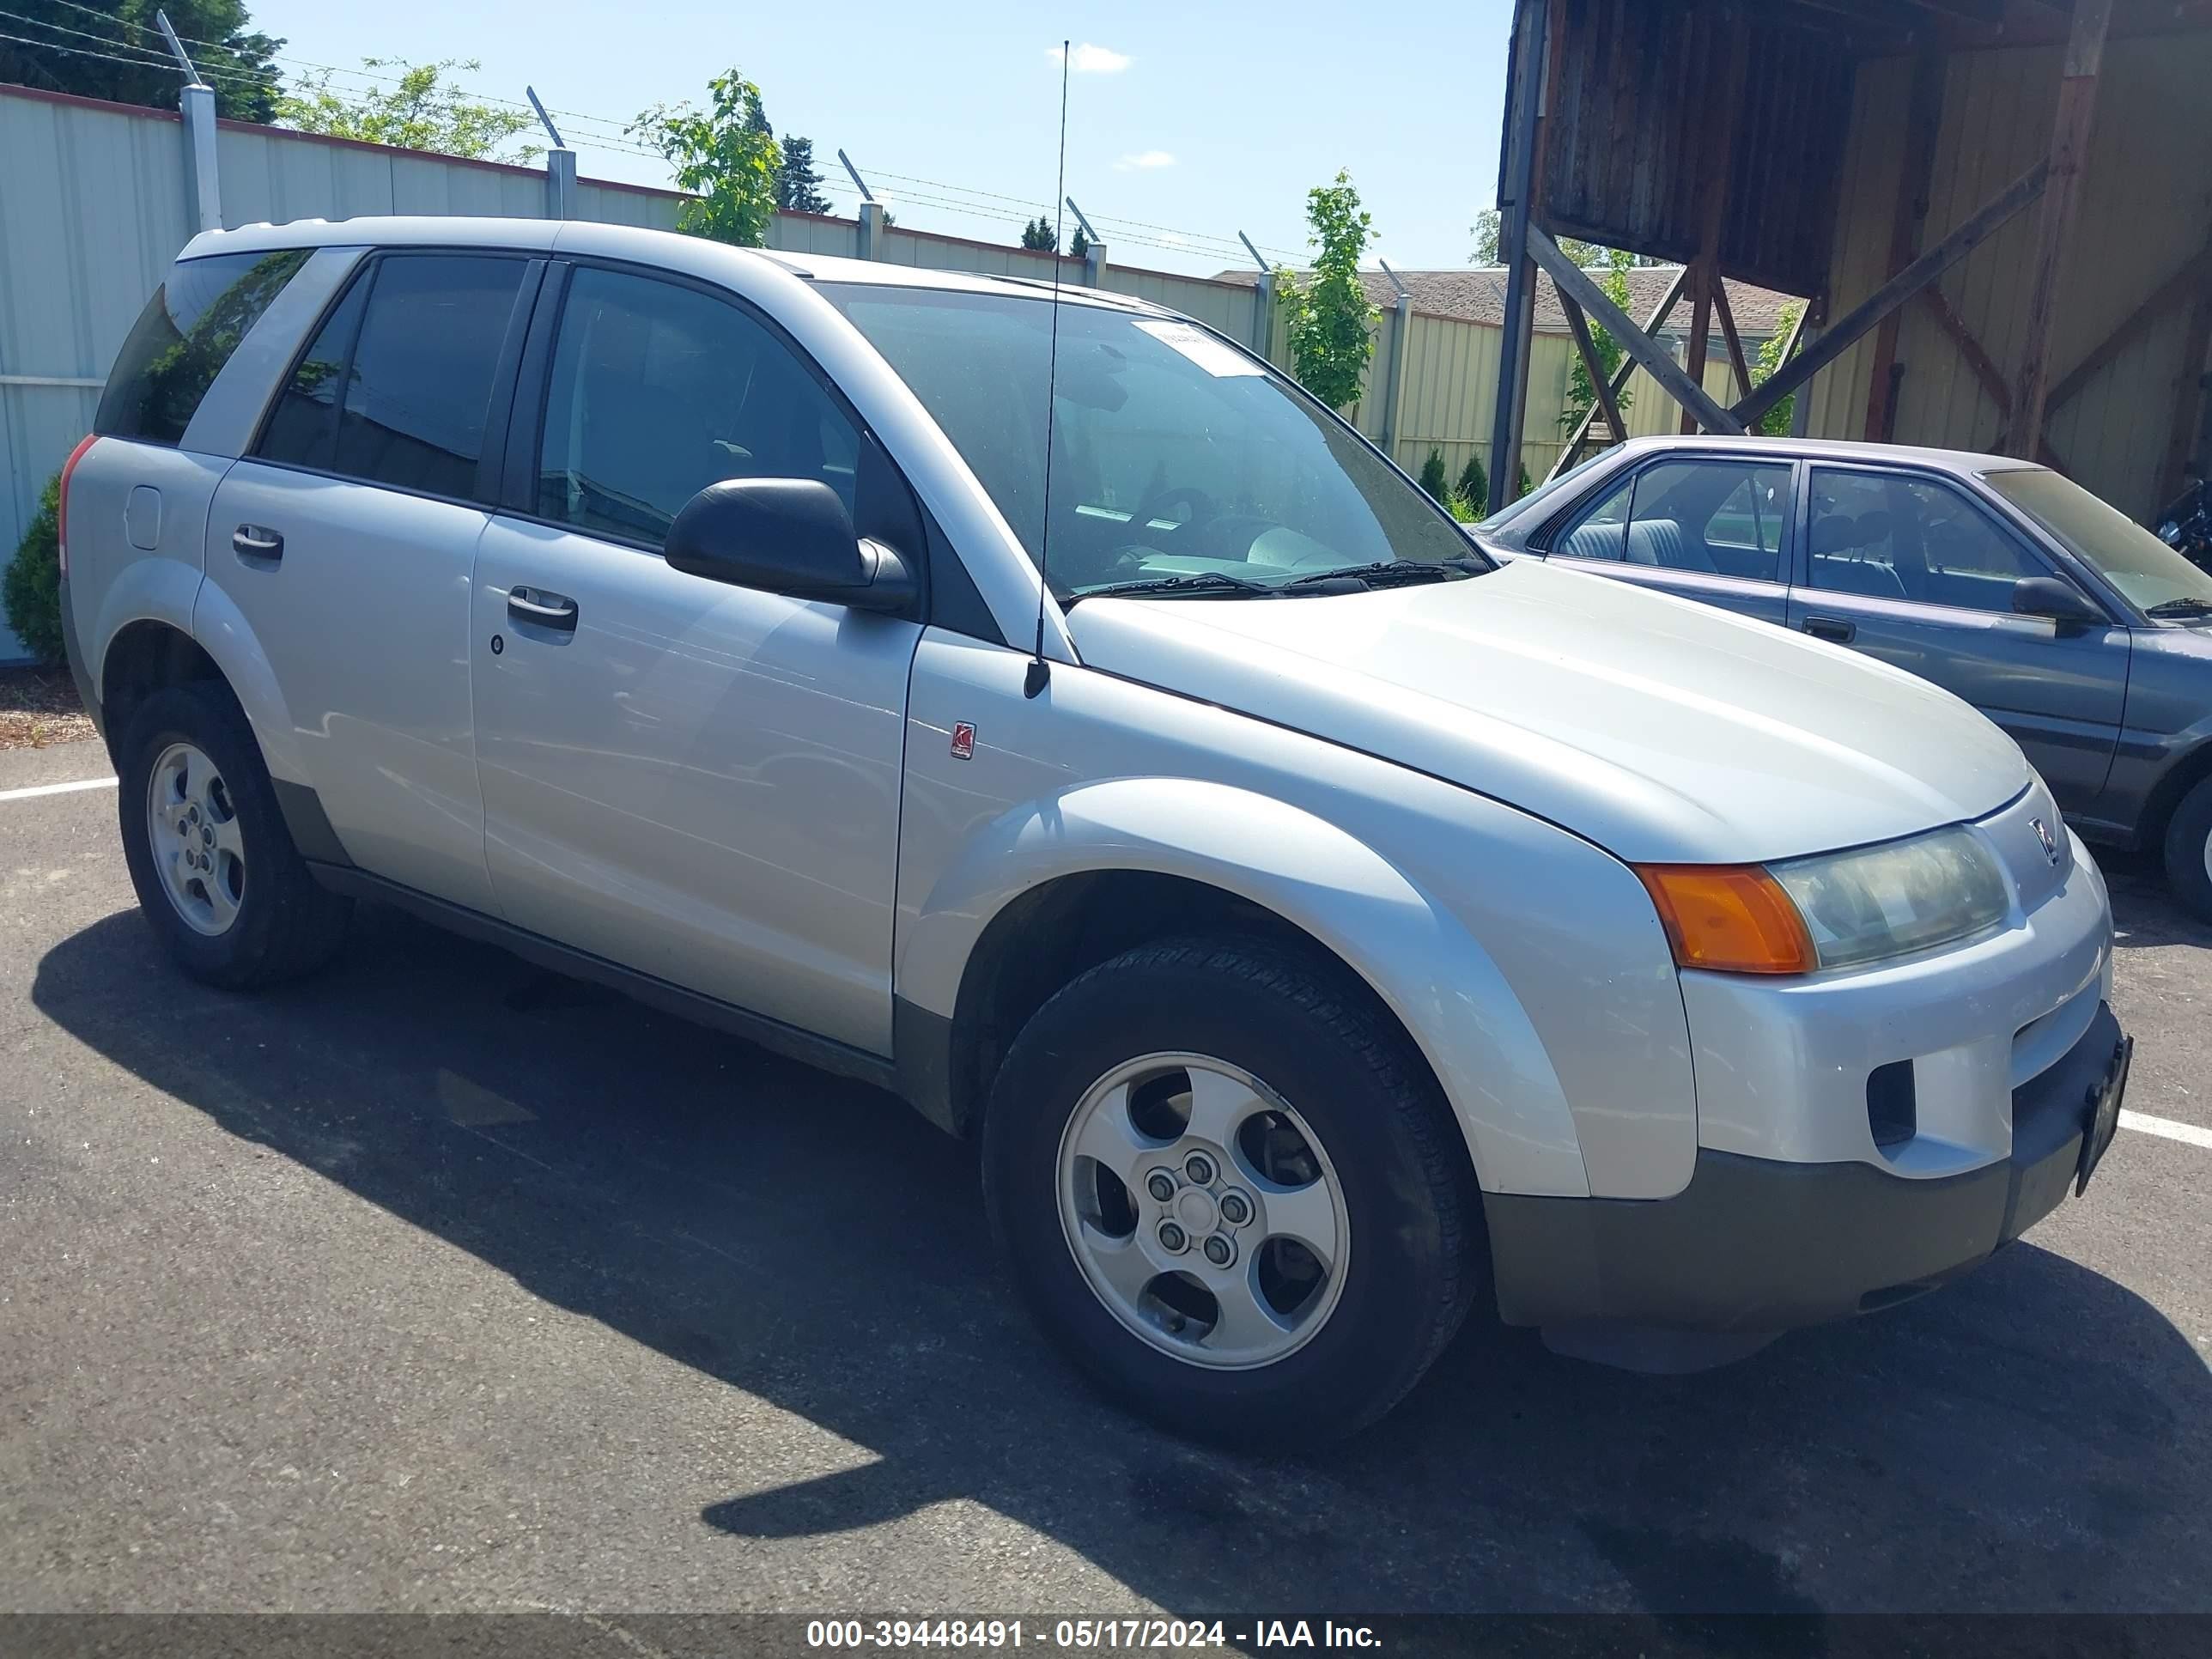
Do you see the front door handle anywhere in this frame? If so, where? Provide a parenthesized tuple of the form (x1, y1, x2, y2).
(232, 524, 283, 562)
(507, 586, 579, 630)
(1802, 615, 1856, 644)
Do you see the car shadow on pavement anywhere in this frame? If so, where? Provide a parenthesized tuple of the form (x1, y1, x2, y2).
(2101, 849, 2212, 950)
(32, 902, 2212, 1615)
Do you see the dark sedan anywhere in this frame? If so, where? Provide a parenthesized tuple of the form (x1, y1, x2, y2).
(1479, 436, 2212, 919)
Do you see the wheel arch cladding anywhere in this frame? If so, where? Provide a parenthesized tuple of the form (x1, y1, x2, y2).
(899, 777, 1590, 1199)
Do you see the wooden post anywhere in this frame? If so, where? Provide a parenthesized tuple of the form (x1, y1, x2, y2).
(1487, 0, 1548, 503)
(1734, 160, 2050, 429)
(1864, 47, 1947, 442)
(2009, 0, 2113, 459)
(1920, 287, 2014, 425)
(2161, 265, 2212, 505)
(1681, 12, 1749, 434)
(1711, 283, 1755, 402)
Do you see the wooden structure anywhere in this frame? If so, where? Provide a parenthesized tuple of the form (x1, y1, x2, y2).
(1490, 0, 2212, 520)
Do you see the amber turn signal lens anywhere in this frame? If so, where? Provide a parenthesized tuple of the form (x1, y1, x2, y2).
(1635, 864, 1816, 975)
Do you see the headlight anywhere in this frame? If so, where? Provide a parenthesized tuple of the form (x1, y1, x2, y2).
(1638, 827, 2012, 975)
(1768, 827, 2010, 970)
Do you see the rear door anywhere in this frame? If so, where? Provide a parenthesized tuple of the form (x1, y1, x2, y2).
(1785, 463, 2129, 810)
(471, 262, 923, 1054)
(1543, 453, 1796, 627)
(205, 251, 540, 912)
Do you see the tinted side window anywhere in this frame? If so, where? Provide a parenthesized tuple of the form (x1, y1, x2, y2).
(95, 250, 309, 447)
(256, 272, 369, 471)
(1809, 469, 2042, 611)
(332, 255, 527, 500)
(1620, 459, 1790, 581)
(1553, 477, 1631, 562)
(537, 267, 860, 546)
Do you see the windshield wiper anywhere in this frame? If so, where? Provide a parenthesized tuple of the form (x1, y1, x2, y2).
(1279, 556, 1489, 592)
(2146, 598, 2212, 618)
(1066, 571, 1277, 605)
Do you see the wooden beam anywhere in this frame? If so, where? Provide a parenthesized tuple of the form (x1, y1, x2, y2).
(2160, 258, 2212, 505)
(2045, 241, 2212, 413)
(1681, 268, 1716, 436)
(1532, 228, 1746, 434)
(1558, 292, 1629, 447)
(2008, 0, 2113, 458)
(1733, 159, 2050, 429)
(1919, 285, 2013, 419)
(1711, 282, 1755, 402)
(1487, 0, 1548, 503)
(1547, 266, 1690, 481)
(1865, 46, 1948, 441)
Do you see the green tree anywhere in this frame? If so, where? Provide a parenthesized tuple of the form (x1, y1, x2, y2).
(1753, 300, 1807, 437)
(1560, 248, 1637, 434)
(4, 473, 64, 667)
(1276, 170, 1378, 411)
(1456, 454, 1489, 518)
(1470, 210, 1665, 270)
(1418, 448, 1449, 504)
(276, 57, 536, 161)
(0, 1, 283, 122)
(1071, 224, 1091, 259)
(775, 135, 830, 214)
(630, 68, 781, 248)
(1020, 215, 1058, 252)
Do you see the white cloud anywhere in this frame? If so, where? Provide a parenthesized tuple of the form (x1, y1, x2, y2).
(1049, 42, 1132, 74)
(1114, 150, 1176, 171)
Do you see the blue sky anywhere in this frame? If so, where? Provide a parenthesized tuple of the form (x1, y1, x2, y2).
(248, 0, 1516, 278)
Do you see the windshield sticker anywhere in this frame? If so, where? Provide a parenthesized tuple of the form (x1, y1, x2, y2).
(1133, 319, 1266, 378)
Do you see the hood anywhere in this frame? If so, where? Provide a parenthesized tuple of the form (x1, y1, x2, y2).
(1065, 559, 2030, 866)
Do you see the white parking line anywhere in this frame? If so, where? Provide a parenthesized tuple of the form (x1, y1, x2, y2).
(2120, 1110, 2212, 1151)
(0, 775, 117, 804)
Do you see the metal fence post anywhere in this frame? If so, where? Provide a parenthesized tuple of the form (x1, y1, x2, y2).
(544, 148, 578, 219)
(1254, 270, 1277, 362)
(858, 200, 885, 259)
(179, 83, 221, 233)
(1083, 239, 1108, 288)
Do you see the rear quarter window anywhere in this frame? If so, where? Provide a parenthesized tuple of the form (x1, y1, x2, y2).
(95, 250, 309, 447)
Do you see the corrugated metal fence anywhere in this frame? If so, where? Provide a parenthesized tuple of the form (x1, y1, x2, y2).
(2, 82, 1706, 660)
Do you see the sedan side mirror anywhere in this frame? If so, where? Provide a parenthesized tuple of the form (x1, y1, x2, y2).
(2012, 574, 2103, 627)
(665, 478, 918, 617)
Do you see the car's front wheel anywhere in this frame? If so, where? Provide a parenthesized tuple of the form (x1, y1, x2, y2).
(2165, 774, 2212, 925)
(982, 936, 1480, 1446)
(118, 681, 352, 989)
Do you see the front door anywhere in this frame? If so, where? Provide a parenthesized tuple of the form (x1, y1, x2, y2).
(1544, 453, 1796, 628)
(471, 263, 921, 1054)
(1787, 465, 2130, 812)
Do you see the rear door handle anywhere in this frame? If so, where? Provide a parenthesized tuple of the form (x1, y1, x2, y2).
(507, 586, 579, 631)
(232, 524, 283, 562)
(1802, 615, 1856, 644)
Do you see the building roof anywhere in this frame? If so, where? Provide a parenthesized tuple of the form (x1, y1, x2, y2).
(1212, 264, 1803, 341)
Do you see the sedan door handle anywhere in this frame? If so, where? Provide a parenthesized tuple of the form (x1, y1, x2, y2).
(507, 586, 578, 630)
(1802, 615, 1856, 644)
(232, 524, 283, 562)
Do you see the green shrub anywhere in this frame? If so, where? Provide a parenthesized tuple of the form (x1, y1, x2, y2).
(4, 471, 64, 665)
(1445, 492, 1479, 524)
(1455, 454, 1488, 518)
(1418, 447, 1449, 503)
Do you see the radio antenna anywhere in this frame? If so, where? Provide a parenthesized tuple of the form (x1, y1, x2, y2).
(1024, 39, 1073, 700)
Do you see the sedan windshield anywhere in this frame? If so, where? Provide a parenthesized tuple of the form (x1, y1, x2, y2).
(1984, 467, 2212, 617)
(820, 284, 1483, 598)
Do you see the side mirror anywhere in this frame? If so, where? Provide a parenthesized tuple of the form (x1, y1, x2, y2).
(665, 478, 917, 616)
(2012, 574, 2103, 626)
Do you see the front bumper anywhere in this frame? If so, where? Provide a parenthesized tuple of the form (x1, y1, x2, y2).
(1486, 1000, 2125, 1332)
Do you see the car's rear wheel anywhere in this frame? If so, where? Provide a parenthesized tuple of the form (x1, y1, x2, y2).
(118, 682, 352, 988)
(982, 936, 1480, 1446)
(2164, 774, 2212, 925)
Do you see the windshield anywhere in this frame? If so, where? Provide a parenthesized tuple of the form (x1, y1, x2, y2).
(1985, 468, 2212, 616)
(821, 284, 1480, 597)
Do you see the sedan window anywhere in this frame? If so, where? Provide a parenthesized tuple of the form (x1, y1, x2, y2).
(1808, 469, 2040, 612)
(1552, 458, 1790, 581)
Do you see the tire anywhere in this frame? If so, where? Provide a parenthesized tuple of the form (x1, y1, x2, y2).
(117, 681, 352, 989)
(2163, 774, 2212, 925)
(982, 935, 1480, 1447)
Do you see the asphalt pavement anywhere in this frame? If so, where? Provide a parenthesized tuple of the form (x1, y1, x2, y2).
(3, 736, 2209, 1619)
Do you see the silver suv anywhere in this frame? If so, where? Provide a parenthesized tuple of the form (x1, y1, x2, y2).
(61, 219, 2130, 1443)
